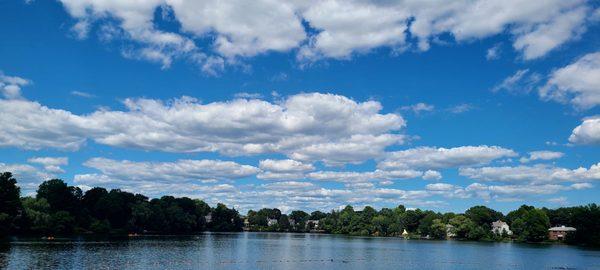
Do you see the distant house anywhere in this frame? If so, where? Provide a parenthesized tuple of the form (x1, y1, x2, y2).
(491, 220, 512, 236)
(306, 219, 319, 229)
(267, 218, 278, 226)
(548, 226, 576, 240)
(205, 213, 212, 223)
(243, 217, 250, 230)
(401, 229, 409, 238)
(446, 224, 456, 238)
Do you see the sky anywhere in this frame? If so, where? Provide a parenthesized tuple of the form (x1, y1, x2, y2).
(1, 0, 599, 214)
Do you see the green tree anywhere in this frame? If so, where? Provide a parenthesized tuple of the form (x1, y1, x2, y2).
(21, 197, 52, 234)
(289, 210, 309, 231)
(508, 206, 549, 242)
(209, 203, 243, 232)
(278, 214, 291, 231)
(465, 205, 503, 229)
(37, 179, 82, 215)
(430, 219, 448, 240)
(0, 172, 22, 236)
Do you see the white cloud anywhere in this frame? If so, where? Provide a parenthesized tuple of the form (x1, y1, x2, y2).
(547, 196, 568, 205)
(0, 99, 90, 150)
(27, 157, 68, 166)
(486, 44, 501, 60)
(540, 52, 600, 110)
(0, 72, 30, 99)
(519, 151, 564, 163)
(71, 90, 96, 98)
(259, 159, 314, 173)
(82, 157, 259, 182)
(27, 157, 69, 173)
(426, 183, 455, 191)
(464, 182, 592, 202)
(459, 163, 600, 184)
(307, 169, 423, 183)
(512, 6, 588, 60)
(55, 0, 595, 71)
(569, 116, 600, 145)
(492, 69, 541, 94)
(447, 103, 475, 114)
(1, 91, 405, 165)
(298, 0, 409, 60)
(401, 103, 435, 114)
(422, 170, 442, 180)
(257, 159, 314, 180)
(378, 146, 517, 171)
(166, 0, 306, 58)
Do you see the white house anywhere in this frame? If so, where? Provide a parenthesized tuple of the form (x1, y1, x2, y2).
(267, 218, 278, 226)
(306, 219, 319, 229)
(491, 220, 512, 235)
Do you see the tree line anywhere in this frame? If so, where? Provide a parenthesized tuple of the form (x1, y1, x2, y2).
(0, 172, 242, 236)
(1, 172, 599, 246)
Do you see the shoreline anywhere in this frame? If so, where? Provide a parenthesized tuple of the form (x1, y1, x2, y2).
(1, 231, 578, 247)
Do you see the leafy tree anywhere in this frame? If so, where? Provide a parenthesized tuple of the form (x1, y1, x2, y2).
(278, 214, 291, 231)
(209, 203, 243, 232)
(309, 211, 327, 220)
(21, 197, 52, 234)
(465, 205, 504, 229)
(508, 206, 549, 242)
(37, 179, 82, 215)
(449, 215, 474, 239)
(0, 172, 22, 236)
(289, 210, 309, 231)
(50, 211, 75, 234)
(90, 219, 111, 234)
(418, 211, 441, 236)
(430, 219, 448, 240)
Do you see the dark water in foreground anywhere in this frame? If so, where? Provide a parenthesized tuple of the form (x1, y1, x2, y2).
(1, 232, 600, 269)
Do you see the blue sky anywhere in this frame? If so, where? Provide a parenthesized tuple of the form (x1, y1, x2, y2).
(1, 0, 599, 213)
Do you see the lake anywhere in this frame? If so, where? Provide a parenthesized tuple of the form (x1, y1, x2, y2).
(1, 232, 599, 269)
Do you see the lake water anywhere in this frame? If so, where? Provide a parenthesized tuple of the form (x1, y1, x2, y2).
(1, 232, 600, 269)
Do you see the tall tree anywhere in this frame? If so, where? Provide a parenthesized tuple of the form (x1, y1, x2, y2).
(0, 172, 22, 236)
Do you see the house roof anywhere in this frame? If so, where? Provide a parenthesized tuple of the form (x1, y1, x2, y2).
(548, 225, 576, 231)
(491, 220, 508, 227)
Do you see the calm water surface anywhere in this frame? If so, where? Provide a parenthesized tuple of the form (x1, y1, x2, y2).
(1, 232, 600, 269)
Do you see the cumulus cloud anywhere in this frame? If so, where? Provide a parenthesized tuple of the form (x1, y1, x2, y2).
(459, 163, 600, 184)
(464, 182, 592, 202)
(377, 146, 517, 171)
(422, 170, 442, 180)
(0, 99, 91, 150)
(55, 0, 595, 71)
(0, 90, 405, 165)
(569, 116, 600, 145)
(257, 159, 315, 180)
(82, 157, 259, 182)
(307, 169, 424, 183)
(519, 151, 564, 163)
(27, 157, 69, 173)
(540, 52, 600, 110)
(0, 72, 30, 99)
